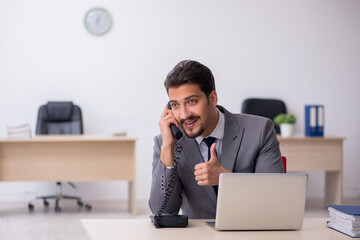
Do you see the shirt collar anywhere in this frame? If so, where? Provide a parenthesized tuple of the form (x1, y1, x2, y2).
(195, 107, 225, 144)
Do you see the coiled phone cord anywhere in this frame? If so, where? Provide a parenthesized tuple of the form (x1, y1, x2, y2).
(153, 154, 180, 228)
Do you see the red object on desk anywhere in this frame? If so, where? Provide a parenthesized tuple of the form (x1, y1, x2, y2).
(282, 156, 287, 173)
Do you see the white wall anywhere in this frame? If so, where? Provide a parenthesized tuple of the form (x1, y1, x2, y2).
(0, 0, 359, 202)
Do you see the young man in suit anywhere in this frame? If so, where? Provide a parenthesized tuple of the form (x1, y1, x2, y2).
(149, 60, 284, 219)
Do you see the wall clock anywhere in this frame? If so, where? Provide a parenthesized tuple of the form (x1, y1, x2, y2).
(84, 7, 112, 36)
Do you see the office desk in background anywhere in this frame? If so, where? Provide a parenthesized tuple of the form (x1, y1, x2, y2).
(0, 135, 137, 214)
(278, 136, 344, 205)
(81, 218, 348, 240)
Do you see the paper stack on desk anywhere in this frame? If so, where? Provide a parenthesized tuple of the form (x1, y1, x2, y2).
(327, 205, 360, 238)
(7, 124, 32, 139)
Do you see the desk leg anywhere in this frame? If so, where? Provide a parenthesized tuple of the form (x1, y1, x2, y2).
(325, 171, 343, 205)
(129, 181, 137, 215)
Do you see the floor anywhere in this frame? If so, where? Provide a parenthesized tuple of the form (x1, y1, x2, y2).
(0, 198, 359, 240)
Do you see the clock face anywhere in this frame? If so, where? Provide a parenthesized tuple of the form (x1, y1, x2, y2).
(84, 7, 112, 36)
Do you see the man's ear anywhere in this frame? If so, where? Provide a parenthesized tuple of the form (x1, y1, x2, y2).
(209, 90, 218, 107)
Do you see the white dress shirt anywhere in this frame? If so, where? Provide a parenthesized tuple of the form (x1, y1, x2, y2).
(195, 108, 225, 162)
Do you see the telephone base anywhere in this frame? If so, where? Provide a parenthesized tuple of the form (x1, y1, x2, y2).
(150, 214, 188, 228)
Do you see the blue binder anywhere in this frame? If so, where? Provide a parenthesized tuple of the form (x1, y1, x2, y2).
(305, 105, 324, 137)
(327, 205, 360, 238)
(328, 205, 360, 215)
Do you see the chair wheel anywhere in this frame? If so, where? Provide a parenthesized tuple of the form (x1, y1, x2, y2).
(85, 204, 92, 211)
(43, 200, 49, 207)
(28, 203, 34, 211)
(77, 200, 84, 207)
(55, 206, 61, 213)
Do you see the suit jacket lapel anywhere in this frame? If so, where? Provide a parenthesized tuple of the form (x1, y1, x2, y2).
(220, 107, 245, 171)
(178, 135, 217, 206)
(179, 136, 203, 172)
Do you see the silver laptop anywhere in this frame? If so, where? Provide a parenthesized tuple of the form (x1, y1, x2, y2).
(206, 173, 308, 230)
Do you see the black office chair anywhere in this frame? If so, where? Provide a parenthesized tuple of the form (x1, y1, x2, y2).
(28, 101, 91, 212)
(241, 98, 287, 134)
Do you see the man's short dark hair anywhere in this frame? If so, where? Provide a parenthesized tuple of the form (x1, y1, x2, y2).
(164, 60, 215, 98)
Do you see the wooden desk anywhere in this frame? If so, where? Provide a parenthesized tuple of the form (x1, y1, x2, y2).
(0, 135, 137, 214)
(278, 136, 344, 205)
(81, 218, 349, 240)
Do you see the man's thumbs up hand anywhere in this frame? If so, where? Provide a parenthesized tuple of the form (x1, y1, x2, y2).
(194, 143, 231, 186)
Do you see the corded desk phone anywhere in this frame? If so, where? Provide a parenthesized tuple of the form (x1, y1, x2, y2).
(150, 103, 188, 228)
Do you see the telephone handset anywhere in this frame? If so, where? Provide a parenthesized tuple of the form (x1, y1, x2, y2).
(167, 102, 183, 140)
(149, 103, 187, 228)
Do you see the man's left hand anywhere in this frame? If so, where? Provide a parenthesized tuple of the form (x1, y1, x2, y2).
(194, 143, 231, 186)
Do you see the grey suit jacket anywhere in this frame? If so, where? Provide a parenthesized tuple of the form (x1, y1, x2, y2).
(149, 106, 284, 219)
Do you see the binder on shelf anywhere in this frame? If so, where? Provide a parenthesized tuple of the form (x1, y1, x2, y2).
(327, 205, 360, 238)
(305, 105, 324, 137)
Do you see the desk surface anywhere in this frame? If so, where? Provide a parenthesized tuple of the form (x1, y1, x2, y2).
(0, 135, 137, 214)
(0, 135, 137, 142)
(277, 135, 345, 141)
(0, 135, 137, 181)
(277, 135, 344, 205)
(81, 218, 350, 240)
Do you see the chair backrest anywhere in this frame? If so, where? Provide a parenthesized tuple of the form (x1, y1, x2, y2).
(36, 101, 83, 135)
(281, 156, 287, 173)
(241, 98, 287, 134)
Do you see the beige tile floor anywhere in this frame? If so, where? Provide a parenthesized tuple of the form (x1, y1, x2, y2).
(0, 198, 359, 240)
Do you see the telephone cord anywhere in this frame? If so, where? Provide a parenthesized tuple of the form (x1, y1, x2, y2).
(153, 155, 179, 228)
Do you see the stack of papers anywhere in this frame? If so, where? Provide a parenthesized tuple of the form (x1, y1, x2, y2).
(7, 124, 32, 139)
(327, 205, 360, 238)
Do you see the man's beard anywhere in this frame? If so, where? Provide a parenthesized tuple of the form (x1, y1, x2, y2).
(183, 126, 205, 138)
(180, 115, 204, 138)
